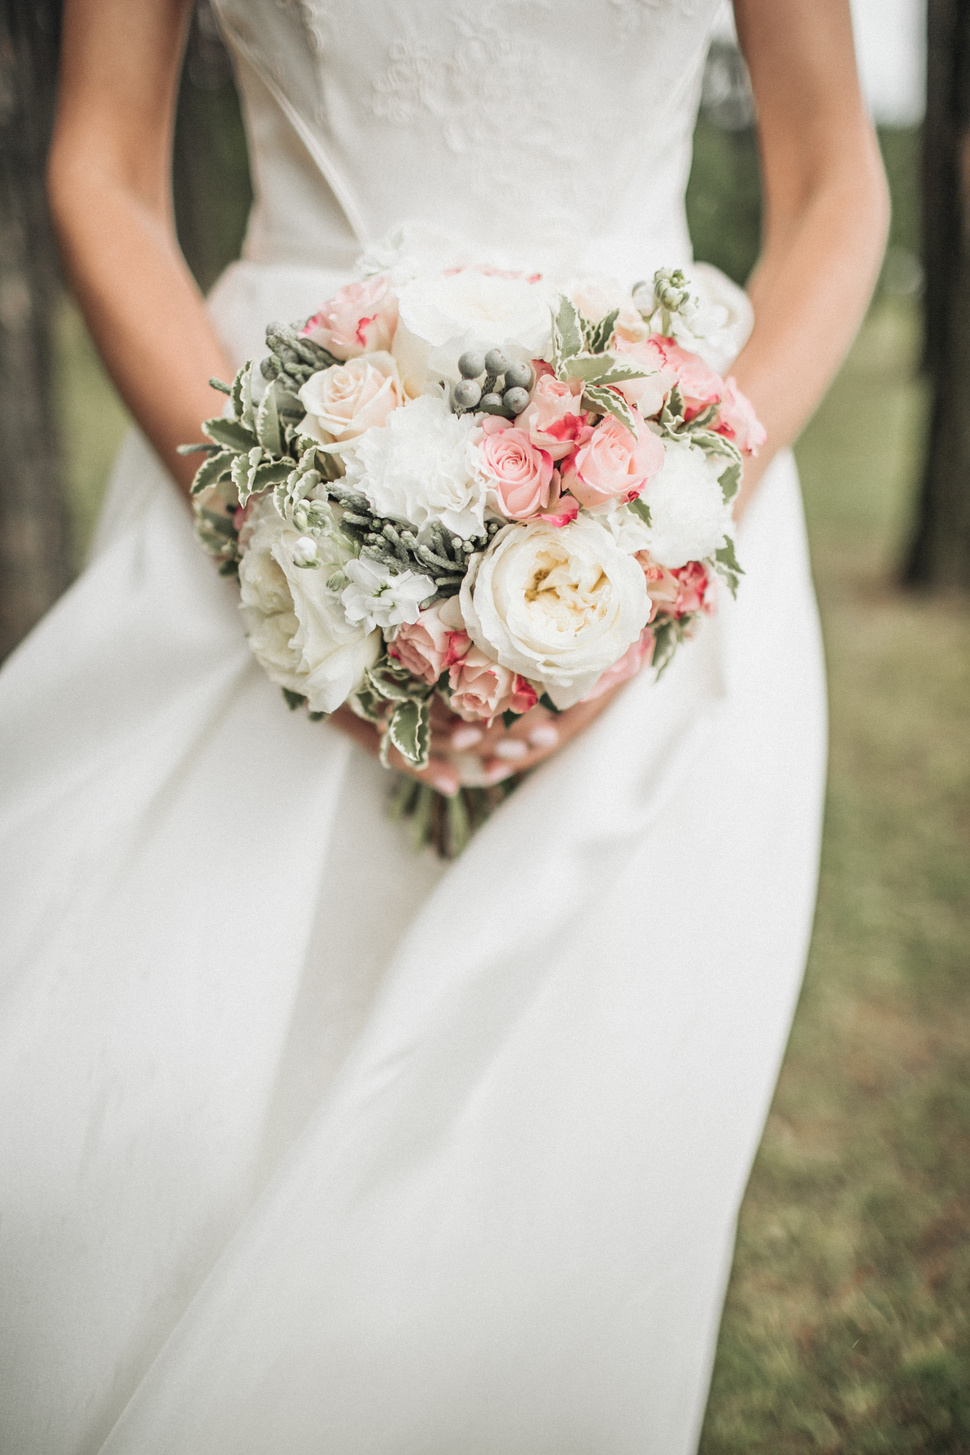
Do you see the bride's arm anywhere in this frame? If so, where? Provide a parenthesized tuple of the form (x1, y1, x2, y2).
(48, 0, 233, 497)
(729, 0, 889, 511)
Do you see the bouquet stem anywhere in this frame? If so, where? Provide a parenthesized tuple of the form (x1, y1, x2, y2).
(387, 774, 521, 858)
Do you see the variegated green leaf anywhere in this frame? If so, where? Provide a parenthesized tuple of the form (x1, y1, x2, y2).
(203, 416, 258, 451)
(584, 308, 619, 355)
(628, 495, 652, 526)
(190, 448, 236, 495)
(388, 697, 431, 769)
(255, 386, 283, 454)
(718, 459, 742, 503)
(582, 384, 637, 434)
(714, 538, 744, 597)
(552, 296, 584, 365)
(197, 506, 237, 539)
(559, 354, 648, 386)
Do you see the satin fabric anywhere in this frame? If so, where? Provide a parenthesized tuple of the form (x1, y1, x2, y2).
(0, 4, 826, 1451)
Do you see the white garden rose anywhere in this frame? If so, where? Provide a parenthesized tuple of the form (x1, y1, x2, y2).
(392, 268, 557, 390)
(238, 496, 380, 714)
(342, 393, 486, 538)
(298, 352, 404, 444)
(459, 515, 652, 710)
(636, 437, 734, 569)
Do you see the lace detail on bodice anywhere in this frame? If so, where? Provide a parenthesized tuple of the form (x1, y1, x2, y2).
(212, 0, 722, 279)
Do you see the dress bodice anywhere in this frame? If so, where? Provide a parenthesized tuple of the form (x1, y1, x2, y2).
(212, 0, 721, 282)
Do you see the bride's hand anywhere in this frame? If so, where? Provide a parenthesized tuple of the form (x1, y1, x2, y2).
(328, 685, 623, 796)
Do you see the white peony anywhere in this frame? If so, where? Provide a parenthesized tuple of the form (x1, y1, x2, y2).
(238, 496, 380, 714)
(459, 515, 652, 710)
(636, 437, 734, 569)
(342, 393, 486, 539)
(392, 268, 557, 389)
(340, 557, 436, 634)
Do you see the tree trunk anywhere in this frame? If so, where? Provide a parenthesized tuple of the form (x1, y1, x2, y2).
(906, 0, 970, 589)
(0, 0, 68, 661)
(173, 0, 251, 296)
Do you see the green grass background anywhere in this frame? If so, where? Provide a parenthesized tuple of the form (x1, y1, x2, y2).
(53, 119, 970, 1452)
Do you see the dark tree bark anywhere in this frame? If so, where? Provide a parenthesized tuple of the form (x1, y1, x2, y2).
(0, 0, 68, 661)
(906, 0, 970, 589)
(173, 0, 251, 295)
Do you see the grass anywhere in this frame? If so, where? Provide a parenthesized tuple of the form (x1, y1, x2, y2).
(699, 301, 970, 1453)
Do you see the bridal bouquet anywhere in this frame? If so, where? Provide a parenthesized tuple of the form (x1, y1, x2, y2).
(187, 256, 763, 853)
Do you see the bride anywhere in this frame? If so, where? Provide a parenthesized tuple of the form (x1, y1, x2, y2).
(0, 1, 886, 1451)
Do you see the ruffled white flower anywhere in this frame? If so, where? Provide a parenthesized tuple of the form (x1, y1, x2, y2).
(340, 558, 436, 634)
(392, 268, 557, 390)
(343, 394, 486, 538)
(636, 437, 734, 569)
(460, 515, 651, 710)
(238, 496, 380, 714)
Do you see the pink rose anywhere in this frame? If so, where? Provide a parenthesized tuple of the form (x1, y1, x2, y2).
(714, 376, 766, 455)
(301, 275, 399, 361)
(298, 352, 403, 443)
(611, 334, 678, 418)
(534, 471, 580, 527)
(650, 336, 724, 413)
(639, 558, 712, 619)
(514, 373, 587, 460)
(388, 600, 469, 685)
(580, 628, 655, 702)
(448, 647, 538, 723)
(474, 423, 554, 519)
(561, 410, 665, 510)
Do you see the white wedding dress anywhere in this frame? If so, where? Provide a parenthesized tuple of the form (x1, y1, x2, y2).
(0, 3, 826, 1452)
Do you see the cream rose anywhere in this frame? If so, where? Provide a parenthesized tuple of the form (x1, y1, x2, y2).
(298, 353, 404, 444)
(238, 497, 380, 714)
(459, 515, 652, 709)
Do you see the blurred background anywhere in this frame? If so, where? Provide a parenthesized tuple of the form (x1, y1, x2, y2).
(0, 1, 968, 1448)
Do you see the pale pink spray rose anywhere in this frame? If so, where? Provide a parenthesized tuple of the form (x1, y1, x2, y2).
(580, 627, 655, 702)
(514, 373, 587, 460)
(639, 558, 713, 619)
(448, 647, 539, 724)
(300, 275, 399, 361)
(648, 335, 724, 414)
(611, 334, 678, 417)
(714, 376, 766, 455)
(298, 353, 403, 443)
(561, 410, 666, 511)
(474, 420, 555, 519)
(388, 598, 469, 685)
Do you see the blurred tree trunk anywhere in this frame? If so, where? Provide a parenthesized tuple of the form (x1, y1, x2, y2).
(907, 0, 970, 589)
(173, 0, 251, 295)
(0, 0, 68, 662)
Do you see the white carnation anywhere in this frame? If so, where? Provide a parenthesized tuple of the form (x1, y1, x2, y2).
(238, 496, 380, 714)
(637, 438, 733, 569)
(343, 394, 486, 539)
(340, 557, 436, 634)
(460, 515, 651, 710)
